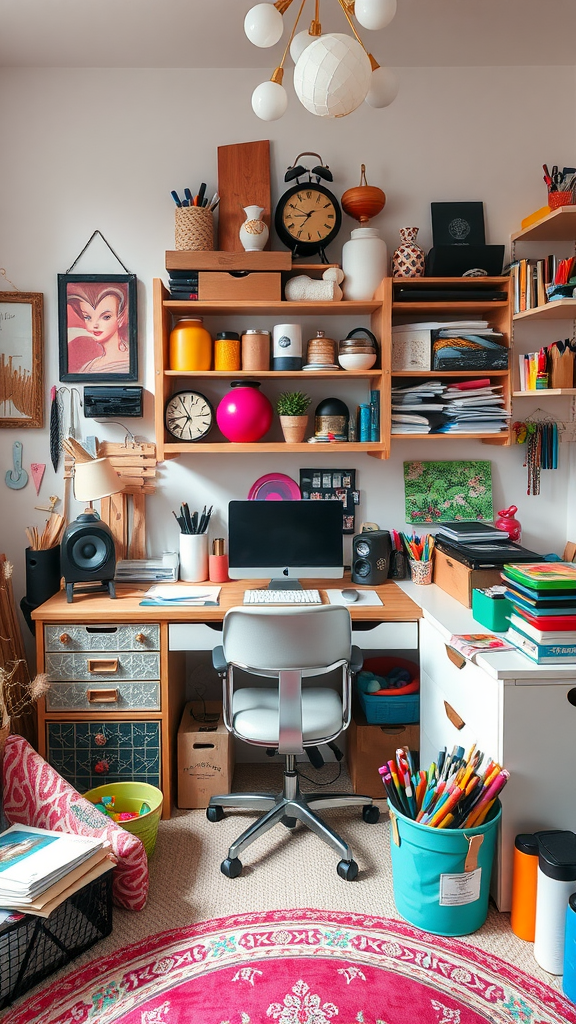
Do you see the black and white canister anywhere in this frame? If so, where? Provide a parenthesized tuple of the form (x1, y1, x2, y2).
(272, 323, 302, 371)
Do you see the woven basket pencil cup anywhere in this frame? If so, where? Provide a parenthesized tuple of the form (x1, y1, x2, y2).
(175, 206, 214, 251)
(409, 558, 433, 585)
(548, 190, 573, 211)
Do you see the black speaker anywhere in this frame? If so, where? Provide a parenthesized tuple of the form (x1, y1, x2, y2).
(351, 530, 392, 586)
(60, 512, 117, 601)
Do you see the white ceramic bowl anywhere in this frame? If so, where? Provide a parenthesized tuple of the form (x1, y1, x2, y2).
(338, 352, 377, 370)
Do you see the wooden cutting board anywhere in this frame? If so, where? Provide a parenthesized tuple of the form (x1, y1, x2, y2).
(217, 140, 271, 251)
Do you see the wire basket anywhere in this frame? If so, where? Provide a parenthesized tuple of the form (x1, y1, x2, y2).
(175, 205, 214, 251)
(84, 781, 163, 858)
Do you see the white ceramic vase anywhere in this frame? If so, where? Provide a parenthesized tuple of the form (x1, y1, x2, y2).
(342, 227, 388, 300)
(239, 205, 269, 252)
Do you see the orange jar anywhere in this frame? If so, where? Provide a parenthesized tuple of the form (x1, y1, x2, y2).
(169, 317, 212, 371)
(214, 332, 241, 372)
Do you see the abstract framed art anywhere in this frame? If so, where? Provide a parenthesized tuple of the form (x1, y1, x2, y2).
(58, 273, 138, 382)
(0, 291, 43, 428)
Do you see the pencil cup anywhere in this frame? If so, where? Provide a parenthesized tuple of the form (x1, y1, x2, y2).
(548, 190, 573, 210)
(175, 206, 214, 251)
(409, 559, 433, 585)
(209, 553, 229, 583)
(179, 533, 209, 582)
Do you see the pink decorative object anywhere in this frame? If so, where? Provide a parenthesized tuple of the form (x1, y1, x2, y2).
(216, 380, 273, 443)
(2, 734, 149, 911)
(495, 504, 522, 542)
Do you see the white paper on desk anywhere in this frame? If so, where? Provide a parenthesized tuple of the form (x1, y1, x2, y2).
(326, 590, 383, 607)
(143, 585, 221, 603)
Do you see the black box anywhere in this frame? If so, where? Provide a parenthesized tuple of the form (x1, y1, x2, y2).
(83, 386, 143, 418)
(431, 202, 485, 246)
(0, 871, 113, 1010)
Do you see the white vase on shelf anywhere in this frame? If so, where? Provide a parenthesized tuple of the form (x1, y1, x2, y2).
(342, 227, 388, 300)
(239, 205, 269, 252)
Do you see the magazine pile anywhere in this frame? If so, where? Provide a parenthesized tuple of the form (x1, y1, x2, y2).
(0, 824, 113, 919)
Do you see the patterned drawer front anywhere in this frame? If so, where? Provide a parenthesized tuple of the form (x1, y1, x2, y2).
(46, 651, 160, 682)
(46, 680, 161, 712)
(44, 623, 160, 653)
(46, 720, 161, 792)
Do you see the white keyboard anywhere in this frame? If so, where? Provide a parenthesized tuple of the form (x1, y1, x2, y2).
(243, 589, 322, 605)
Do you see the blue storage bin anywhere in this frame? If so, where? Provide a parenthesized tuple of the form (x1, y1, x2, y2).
(388, 800, 501, 936)
(358, 689, 420, 724)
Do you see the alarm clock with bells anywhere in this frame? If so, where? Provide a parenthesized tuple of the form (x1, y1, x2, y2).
(164, 390, 214, 442)
(275, 152, 342, 263)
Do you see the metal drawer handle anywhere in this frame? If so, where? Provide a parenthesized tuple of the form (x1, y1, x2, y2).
(444, 700, 465, 731)
(445, 644, 466, 670)
(86, 688, 119, 703)
(87, 658, 119, 674)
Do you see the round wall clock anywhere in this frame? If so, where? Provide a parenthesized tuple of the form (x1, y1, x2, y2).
(274, 152, 341, 262)
(164, 390, 214, 442)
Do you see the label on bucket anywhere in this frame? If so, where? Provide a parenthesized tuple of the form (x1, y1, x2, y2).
(439, 867, 481, 906)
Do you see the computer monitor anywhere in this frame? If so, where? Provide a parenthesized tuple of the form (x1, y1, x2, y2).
(228, 500, 344, 586)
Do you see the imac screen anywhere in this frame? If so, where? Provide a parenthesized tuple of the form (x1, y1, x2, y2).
(228, 500, 344, 580)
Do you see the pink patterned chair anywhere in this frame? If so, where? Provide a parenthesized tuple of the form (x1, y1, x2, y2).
(2, 734, 149, 911)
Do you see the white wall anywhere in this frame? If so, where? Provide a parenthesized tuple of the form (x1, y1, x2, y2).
(1, 65, 575, 630)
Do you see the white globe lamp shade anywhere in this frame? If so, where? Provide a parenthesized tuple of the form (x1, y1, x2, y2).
(354, 0, 397, 31)
(244, 3, 284, 47)
(294, 33, 372, 118)
(365, 65, 398, 107)
(251, 80, 288, 120)
(290, 28, 316, 64)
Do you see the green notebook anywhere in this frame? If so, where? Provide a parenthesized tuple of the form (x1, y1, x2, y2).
(503, 563, 576, 591)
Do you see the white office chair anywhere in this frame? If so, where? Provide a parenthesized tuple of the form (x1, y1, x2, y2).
(206, 604, 379, 880)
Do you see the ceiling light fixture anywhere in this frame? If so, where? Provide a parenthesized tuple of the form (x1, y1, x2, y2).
(247, 0, 398, 121)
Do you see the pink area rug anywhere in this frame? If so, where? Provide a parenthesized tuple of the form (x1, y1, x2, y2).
(4, 909, 576, 1024)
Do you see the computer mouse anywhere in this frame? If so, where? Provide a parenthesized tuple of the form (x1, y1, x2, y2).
(342, 588, 359, 603)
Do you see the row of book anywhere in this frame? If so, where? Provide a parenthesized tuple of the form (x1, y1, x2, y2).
(168, 270, 199, 300)
(502, 562, 576, 665)
(0, 824, 112, 922)
(509, 256, 563, 315)
(391, 378, 510, 435)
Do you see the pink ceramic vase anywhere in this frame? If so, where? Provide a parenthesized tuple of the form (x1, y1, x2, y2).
(216, 380, 273, 443)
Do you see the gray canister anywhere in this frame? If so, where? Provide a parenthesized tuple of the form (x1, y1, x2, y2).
(534, 830, 576, 974)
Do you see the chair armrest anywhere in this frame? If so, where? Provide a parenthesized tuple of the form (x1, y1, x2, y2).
(212, 645, 227, 674)
(350, 645, 363, 675)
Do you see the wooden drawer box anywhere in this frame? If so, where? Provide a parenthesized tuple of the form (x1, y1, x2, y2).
(347, 705, 419, 798)
(433, 548, 502, 608)
(198, 271, 281, 301)
(46, 719, 162, 793)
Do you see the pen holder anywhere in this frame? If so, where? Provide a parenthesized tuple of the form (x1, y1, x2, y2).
(409, 559, 433, 585)
(548, 190, 574, 210)
(209, 553, 229, 583)
(179, 533, 209, 582)
(175, 206, 214, 251)
(550, 346, 575, 388)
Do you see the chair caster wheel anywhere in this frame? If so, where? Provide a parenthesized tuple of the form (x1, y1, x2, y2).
(207, 806, 224, 822)
(221, 857, 243, 878)
(281, 815, 297, 829)
(363, 804, 380, 824)
(337, 859, 358, 881)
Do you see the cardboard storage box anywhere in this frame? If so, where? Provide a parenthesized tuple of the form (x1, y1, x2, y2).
(433, 548, 502, 609)
(177, 701, 234, 808)
(198, 271, 281, 301)
(347, 705, 419, 799)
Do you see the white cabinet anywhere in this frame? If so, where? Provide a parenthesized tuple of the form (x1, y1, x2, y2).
(419, 616, 576, 911)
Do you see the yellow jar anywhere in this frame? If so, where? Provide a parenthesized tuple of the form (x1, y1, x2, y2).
(214, 332, 241, 372)
(169, 317, 212, 371)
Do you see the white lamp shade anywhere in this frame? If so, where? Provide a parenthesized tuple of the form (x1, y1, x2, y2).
(293, 34, 372, 118)
(73, 457, 123, 502)
(251, 79, 288, 120)
(290, 28, 316, 64)
(244, 3, 284, 47)
(354, 0, 397, 31)
(365, 65, 399, 107)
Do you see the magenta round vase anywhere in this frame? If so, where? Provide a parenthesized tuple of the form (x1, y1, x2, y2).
(216, 380, 273, 442)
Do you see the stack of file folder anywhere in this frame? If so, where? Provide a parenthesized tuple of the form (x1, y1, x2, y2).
(502, 563, 576, 664)
(391, 378, 510, 435)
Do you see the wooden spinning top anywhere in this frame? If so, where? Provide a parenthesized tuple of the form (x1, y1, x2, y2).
(341, 164, 386, 224)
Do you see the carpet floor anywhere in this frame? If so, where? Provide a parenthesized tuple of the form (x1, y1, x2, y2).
(2, 763, 569, 1015)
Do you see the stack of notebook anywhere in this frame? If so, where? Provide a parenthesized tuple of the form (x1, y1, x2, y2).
(502, 563, 576, 664)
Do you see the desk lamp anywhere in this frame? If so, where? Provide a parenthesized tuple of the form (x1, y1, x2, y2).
(60, 457, 123, 602)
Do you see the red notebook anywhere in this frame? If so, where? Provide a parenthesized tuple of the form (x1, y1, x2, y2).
(514, 607, 576, 631)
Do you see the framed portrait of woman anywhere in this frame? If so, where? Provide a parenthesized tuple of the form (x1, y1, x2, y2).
(58, 273, 138, 382)
(0, 291, 43, 428)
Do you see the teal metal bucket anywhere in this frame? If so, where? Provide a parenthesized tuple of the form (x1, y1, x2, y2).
(388, 800, 501, 936)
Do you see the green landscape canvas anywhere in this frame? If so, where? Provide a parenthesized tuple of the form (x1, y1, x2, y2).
(403, 460, 493, 524)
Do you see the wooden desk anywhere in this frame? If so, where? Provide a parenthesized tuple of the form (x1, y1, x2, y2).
(32, 578, 421, 818)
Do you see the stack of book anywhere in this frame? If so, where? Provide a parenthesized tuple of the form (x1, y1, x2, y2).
(168, 270, 199, 300)
(0, 824, 112, 918)
(502, 563, 576, 664)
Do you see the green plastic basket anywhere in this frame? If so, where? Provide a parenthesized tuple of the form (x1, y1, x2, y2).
(83, 781, 163, 858)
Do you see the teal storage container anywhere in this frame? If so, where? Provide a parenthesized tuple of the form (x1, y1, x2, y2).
(472, 588, 512, 632)
(388, 800, 501, 936)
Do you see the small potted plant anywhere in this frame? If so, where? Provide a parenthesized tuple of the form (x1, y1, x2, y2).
(276, 390, 312, 443)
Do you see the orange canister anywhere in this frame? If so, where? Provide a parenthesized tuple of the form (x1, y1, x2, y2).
(214, 331, 241, 372)
(169, 317, 212, 371)
(511, 833, 539, 941)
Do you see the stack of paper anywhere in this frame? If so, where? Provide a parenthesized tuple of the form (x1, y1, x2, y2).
(115, 552, 179, 582)
(391, 381, 447, 434)
(0, 824, 112, 918)
(140, 585, 222, 607)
